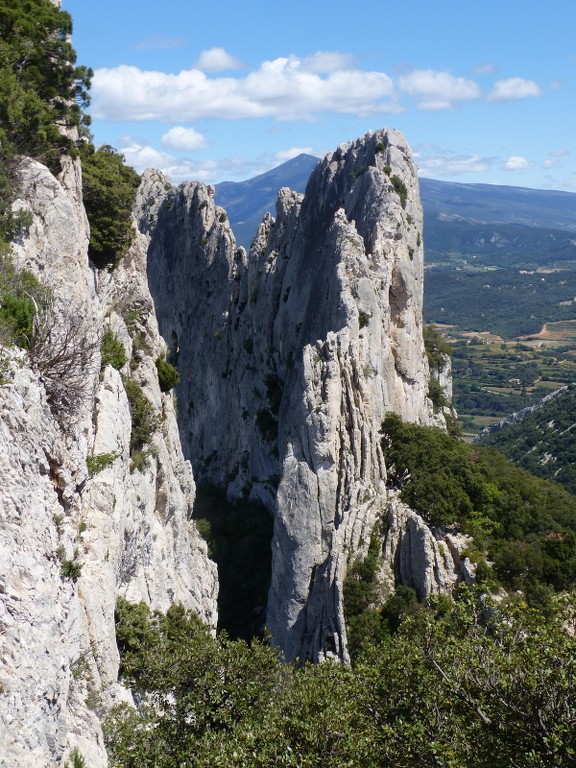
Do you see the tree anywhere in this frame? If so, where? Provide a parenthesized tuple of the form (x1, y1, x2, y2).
(0, 0, 92, 247)
(0, 0, 92, 165)
(105, 592, 576, 767)
(80, 144, 140, 269)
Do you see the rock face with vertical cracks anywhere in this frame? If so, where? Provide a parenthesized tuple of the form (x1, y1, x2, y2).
(141, 128, 455, 662)
(1, 154, 217, 768)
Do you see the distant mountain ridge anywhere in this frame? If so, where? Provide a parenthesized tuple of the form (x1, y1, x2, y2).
(215, 153, 576, 250)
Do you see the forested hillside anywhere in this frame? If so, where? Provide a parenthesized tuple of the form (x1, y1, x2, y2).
(479, 384, 576, 494)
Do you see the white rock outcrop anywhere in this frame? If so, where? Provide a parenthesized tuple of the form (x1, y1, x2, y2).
(0, 155, 217, 767)
(381, 493, 475, 600)
(139, 129, 459, 663)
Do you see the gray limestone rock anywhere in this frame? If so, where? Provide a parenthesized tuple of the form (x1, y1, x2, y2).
(139, 128, 453, 663)
(0, 153, 217, 766)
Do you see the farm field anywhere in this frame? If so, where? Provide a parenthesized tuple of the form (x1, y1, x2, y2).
(434, 325, 576, 436)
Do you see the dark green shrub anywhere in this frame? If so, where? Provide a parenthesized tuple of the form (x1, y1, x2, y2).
(343, 534, 381, 619)
(100, 327, 127, 370)
(155, 356, 180, 392)
(358, 310, 371, 329)
(428, 376, 449, 410)
(423, 324, 452, 368)
(390, 174, 408, 208)
(381, 413, 576, 599)
(80, 144, 140, 270)
(58, 547, 82, 582)
(123, 377, 160, 458)
(87, 452, 119, 476)
(0, 0, 92, 174)
(63, 747, 86, 768)
(0, 255, 49, 348)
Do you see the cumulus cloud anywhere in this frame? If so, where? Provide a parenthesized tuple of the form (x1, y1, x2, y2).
(503, 155, 531, 171)
(301, 51, 356, 73)
(116, 137, 280, 183)
(91, 55, 397, 122)
(117, 140, 174, 171)
(399, 69, 481, 109)
(90, 53, 545, 130)
(418, 152, 492, 177)
(274, 146, 315, 162)
(488, 77, 541, 100)
(195, 47, 243, 72)
(161, 126, 208, 151)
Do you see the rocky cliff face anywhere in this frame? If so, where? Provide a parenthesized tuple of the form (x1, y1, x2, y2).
(1, 126, 468, 766)
(139, 128, 461, 663)
(0, 157, 217, 767)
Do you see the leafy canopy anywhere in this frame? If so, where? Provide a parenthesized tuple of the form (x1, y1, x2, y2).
(382, 413, 576, 602)
(80, 144, 140, 269)
(106, 592, 576, 768)
(0, 0, 91, 166)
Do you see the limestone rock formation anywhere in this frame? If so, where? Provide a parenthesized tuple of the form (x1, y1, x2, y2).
(1, 125, 469, 765)
(139, 128, 456, 663)
(0, 156, 217, 767)
(381, 493, 475, 600)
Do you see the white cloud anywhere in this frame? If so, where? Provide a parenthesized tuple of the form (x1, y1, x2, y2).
(136, 35, 186, 51)
(91, 55, 397, 122)
(418, 152, 492, 177)
(503, 155, 531, 171)
(116, 137, 280, 183)
(399, 69, 481, 109)
(301, 51, 356, 73)
(475, 63, 497, 74)
(195, 47, 243, 73)
(161, 126, 208, 151)
(117, 141, 174, 171)
(488, 77, 541, 101)
(543, 149, 570, 169)
(274, 146, 315, 162)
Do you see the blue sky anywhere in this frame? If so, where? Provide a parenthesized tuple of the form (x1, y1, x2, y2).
(63, 0, 575, 190)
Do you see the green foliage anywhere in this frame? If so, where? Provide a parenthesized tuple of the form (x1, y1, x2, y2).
(0, 1, 91, 154)
(155, 356, 180, 392)
(358, 310, 371, 329)
(123, 377, 160, 460)
(106, 592, 576, 768)
(80, 144, 140, 269)
(481, 384, 576, 494)
(425, 266, 576, 340)
(390, 174, 408, 208)
(86, 452, 119, 477)
(428, 375, 449, 410)
(343, 534, 381, 618)
(0, 0, 92, 251)
(382, 413, 576, 601)
(63, 747, 86, 768)
(423, 323, 452, 368)
(447, 338, 576, 434)
(100, 327, 127, 370)
(0, 255, 48, 348)
(58, 547, 82, 582)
